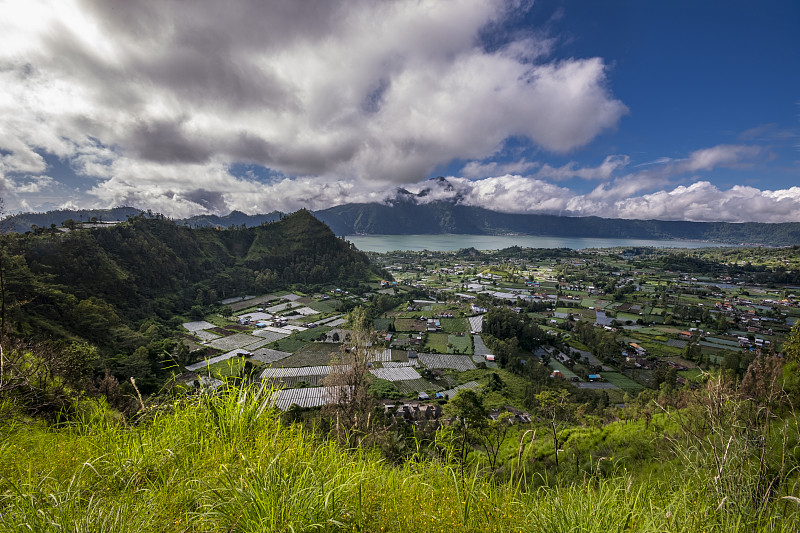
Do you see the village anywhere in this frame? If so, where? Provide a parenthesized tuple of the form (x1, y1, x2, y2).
(177, 245, 800, 421)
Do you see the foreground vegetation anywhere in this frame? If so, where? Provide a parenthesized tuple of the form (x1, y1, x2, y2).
(0, 371, 799, 532)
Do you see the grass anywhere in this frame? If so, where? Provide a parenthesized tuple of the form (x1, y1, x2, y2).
(272, 342, 341, 367)
(425, 332, 450, 353)
(293, 326, 333, 342)
(602, 371, 645, 392)
(0, 383, 796, 532)
(448, 334, 472, 354)
(373, 318, 394, 331)
(394, 318, 426, 332)
(267, 335, 309, 353)
(439, 318, 468, 334)
(204, 356, 263, 378)
(547, 360, 579, 379)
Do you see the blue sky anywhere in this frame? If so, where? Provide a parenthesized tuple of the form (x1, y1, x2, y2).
(1, 0, 798, 221)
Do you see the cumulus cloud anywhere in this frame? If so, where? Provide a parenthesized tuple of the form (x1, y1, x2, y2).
(0, 0, 627, 212)
(428, 175, 800, 223)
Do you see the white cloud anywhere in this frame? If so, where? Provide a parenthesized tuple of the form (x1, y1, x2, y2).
(0, 0, 627, 202)
(533, 155, 630, 181)
(443, 176, 800, 223)
(461, 159, 541, 179)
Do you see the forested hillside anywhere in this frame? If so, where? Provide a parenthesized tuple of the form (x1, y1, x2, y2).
(0, 210, 381, 399)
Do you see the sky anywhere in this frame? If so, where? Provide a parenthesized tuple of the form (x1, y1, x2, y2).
(1, 0, 799, 222)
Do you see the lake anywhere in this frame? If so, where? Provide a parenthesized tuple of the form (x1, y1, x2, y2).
(345, 234, 738, 253)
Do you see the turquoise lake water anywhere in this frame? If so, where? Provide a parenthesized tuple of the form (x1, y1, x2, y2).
(345, 234, 738, 253)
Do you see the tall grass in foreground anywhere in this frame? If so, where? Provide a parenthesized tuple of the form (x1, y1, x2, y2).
(0, 382, 798, 532)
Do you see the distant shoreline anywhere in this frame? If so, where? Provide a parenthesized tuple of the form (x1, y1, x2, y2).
(344, 234, 741, 253)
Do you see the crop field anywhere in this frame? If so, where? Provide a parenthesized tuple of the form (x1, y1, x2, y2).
(448, 334, 472, 354)
(207, 333, 270, 352)
(395, 318, 426, 332)
(250, 329, 288, 343)
(419, 353, 476, 371)
(249, 348, 291, 364)
(369, 367, 422, 381)
(439, 318, 468, 333)
(439, 381, 480, 399)
(261, 365, 335, 379)
(269, 386, 345, 410)
(204, 356, 263, 378)
(272, 342, 340, 367)
(292, 327, 332, 342)
(186, 348, 251, 372)
(393, 378, 444, 394)
(547, 360, 578, 380)
(307, 300, 337, 313)
(472, 335, 492, 356)
(602, 371, 644, 391)
(373, 318, 394, 331)
(425, 332, 450, 353)
(267, 336, 310, 355)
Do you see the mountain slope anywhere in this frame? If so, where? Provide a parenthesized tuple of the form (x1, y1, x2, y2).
(314, 202, 800, 245)
(6, 203, 800, 245)
(0, 210, 381, 391)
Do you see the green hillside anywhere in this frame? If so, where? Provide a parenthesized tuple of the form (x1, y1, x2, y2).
(0, 210, 382, 397)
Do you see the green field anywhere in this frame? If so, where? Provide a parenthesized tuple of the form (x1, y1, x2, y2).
(448, 334, 472, 354)
(272, 342, 341, 367)
(307, 300, 337, 313)
(395, 318, 426, 332)
(205, 356, 263, 378)
(547, 360, 578, 379)
(292, 326, 332, 341)
(373, 318, 394, 331)
(267, 336, 310, 353)
(425, 332, 450, 353)
(602, 371, 644, 391)
(439, 317, 468, 333)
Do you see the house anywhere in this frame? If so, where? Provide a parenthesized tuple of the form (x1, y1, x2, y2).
(587, 374, 602, 382)
(630, 343, 646, 356)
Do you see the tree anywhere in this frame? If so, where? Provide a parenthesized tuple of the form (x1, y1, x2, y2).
(324, 306, 377, 446)
(534, 389, 574, 472)
(57, 342, 100, 388)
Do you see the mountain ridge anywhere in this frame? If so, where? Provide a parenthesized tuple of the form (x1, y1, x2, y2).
(4, 202, 800, 245)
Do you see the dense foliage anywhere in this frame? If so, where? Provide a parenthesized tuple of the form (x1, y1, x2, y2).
(0, 210, 382, 399)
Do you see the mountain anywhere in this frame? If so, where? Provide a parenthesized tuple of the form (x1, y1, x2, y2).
(6, 201, 800, 245)
(0, 209, 381, 392)
(181, 210, 283, 228)
(313, 202, 800, 245)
